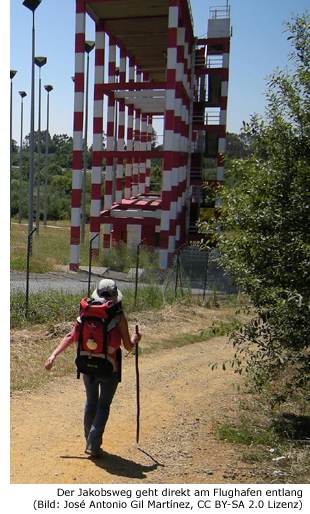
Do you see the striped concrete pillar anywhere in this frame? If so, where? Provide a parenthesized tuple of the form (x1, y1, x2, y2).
(103, 36, 116, 253)
(159, 0, 179, 269)
(90, 21, 105, 256)
(125, 103, 134, 198)
(145, 114, 153, 194)
(139, 112, 148, 194)
(184, 26, 195, 241)
(135, 69, 143, 196)
(139, 71, 149, 195)
(217, 39, 230, 184)
(132, 105, 141, 197)
(70, 0, 86, 271)
(115, 99, 125, 202)
(115, 47, 126, 203)
(180, 21, 192, 246)
(168, 9, 189, 255)
(125, 59, 135, 198)
(143, 71, 151, 195)
(119, 47, 126, 83)
(129, 58, 135, 83)
(175, 23, 186, 246)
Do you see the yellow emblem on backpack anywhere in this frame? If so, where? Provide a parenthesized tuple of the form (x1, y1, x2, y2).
(86, 339, 97, 351)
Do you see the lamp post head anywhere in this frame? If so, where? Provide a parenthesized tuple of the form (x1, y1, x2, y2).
(34, 56, 47, 67)
(71, 76, 75, 83)
(85, 40, 95, 54)
(10, 69, 17, 80)
(44, 84, 53, 93)
(19, 91, 27, 98)
(23, 0, 42, 12)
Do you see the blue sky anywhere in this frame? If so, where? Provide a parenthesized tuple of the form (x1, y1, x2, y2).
(10, 0, 310, 144)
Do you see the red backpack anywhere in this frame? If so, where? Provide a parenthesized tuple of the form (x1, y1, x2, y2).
(75, 298, 120, 379)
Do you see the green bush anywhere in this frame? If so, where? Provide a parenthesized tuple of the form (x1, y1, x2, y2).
(199, 14, 310, 404)
(11, 291, 82, 328)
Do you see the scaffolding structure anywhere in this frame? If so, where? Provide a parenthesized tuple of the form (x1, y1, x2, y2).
(70, 0, 231, 270)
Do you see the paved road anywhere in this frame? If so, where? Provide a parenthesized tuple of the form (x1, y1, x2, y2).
(10, 271, 134, 295)
(10, 270, 213, 299)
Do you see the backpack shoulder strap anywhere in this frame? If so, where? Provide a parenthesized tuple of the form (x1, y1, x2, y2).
(76, 316, 86, 380)
(100, 317, 109, 360)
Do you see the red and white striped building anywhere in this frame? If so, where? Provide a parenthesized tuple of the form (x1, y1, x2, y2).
(70, 0, 231, 270)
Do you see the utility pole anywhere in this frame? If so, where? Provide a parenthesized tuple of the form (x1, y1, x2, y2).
(43, 85, 53, 225)
(23, 0, 43, 242)
(10, 69, 17, 225)
(34, 55, 47, 233)
(81, 40, 95, 244)
(18, 91, 27, 223)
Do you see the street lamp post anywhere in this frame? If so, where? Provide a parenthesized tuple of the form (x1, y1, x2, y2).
(23, 0, 43, 244)
(18, 91, 27, 224)
(10, 70, 17, 225)
(10, 70, 17, 176)
(34, 55, 47, 233)
(81, 40, 95, 244)
(43, 84, 53, 226)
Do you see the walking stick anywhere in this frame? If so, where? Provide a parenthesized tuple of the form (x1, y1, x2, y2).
(135, 324, 140, 445)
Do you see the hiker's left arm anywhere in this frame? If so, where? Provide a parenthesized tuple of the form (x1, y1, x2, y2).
(44, 324, 79, 371)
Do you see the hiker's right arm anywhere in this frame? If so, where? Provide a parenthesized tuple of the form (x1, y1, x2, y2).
(118, 314, 141, 351)
(44, 325, 79, 371)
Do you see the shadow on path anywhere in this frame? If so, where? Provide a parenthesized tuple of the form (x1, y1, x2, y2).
(61, 448, 164, 480)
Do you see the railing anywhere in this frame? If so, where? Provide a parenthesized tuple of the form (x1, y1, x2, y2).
(206, 112, 220, 125)
(196, 56, 223, 69)
(192, 113, 207, 125)
(209, 5, 230, 19)
(207, 56, 223, 68)
(190, 170, 203, 181)
(192, 110, 221, 125)
(195, 55, 206, 67)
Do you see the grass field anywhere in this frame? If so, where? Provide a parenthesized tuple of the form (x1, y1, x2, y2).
(10, 221, 91, 272)
(10, 221, 159, 273)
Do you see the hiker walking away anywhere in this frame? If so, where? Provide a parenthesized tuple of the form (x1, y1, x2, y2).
(44, 279, 141, 458)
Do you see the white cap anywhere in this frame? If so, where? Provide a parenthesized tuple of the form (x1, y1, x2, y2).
(91, 279, 123, 305)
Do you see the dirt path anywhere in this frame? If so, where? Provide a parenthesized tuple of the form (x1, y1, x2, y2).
(11, 332, 260, 484)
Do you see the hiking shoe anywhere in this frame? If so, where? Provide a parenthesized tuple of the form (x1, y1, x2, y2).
(85, 448, 104, 459)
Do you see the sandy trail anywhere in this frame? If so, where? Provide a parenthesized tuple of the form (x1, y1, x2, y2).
(11, 333, 258, 484)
